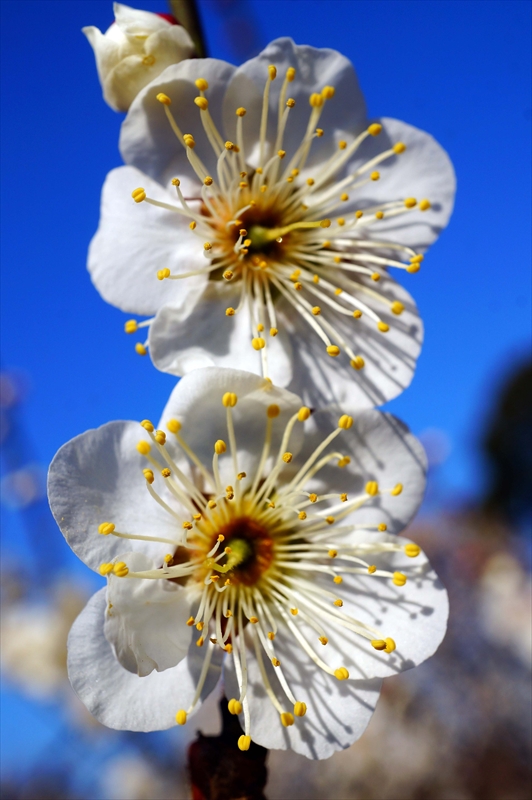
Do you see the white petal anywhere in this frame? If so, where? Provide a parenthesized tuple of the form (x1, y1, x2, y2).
(88, 165, 206, 316)
(281, 275, 422, 409)
(120, 58, 236, 186)
(295, 408, 427, 534)
(48, 421, 181, 572)
(223, 629, 381, 759)
(82, 26, 121, 82)
(157, 367, 304, 493)
(68, 588, 223, 731)
(149, 287, 293, 387)
(308, 533, 449, 679)
(346, 117, 456, 251)
(104, 551, 192, 676)
(223, 38, 367, 171)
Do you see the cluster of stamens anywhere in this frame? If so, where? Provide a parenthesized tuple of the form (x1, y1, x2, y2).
(98, 390, 422, 749)
(126, 63, 429, 375)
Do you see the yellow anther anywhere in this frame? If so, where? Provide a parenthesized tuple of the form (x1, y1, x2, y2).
(270, 327, 278, 337)
(377, 321, 390, 333)
(327, 345, 340, 357)
(143, 54, 155, 66)
(285, 66, 296, 82)
(282, 452, 293, 463)
(195, 77, 209, 91)
(333, 598, 343, 607)
(183, 521, 193, 530)
(350, 356, 365, 370)
(194, 96, 208, 110)
(337, 456, 351, 467)
(337, 218, 345, 227)
(391, 301, 405, 315)
(249, 616, 258, 624)
(371, 639, 387, 651)
(99, 563, 113, 576)
(131, 188, 146, 203)
(419, 199, 431, 211)
(209, 501, 217, 510)
(338, 140, 347, 150)
(175, 710, 187, 725)
(142, 469, 154, 484)
(238, 735, 251, 751)
(136, 440, 150, 455)
(204, 176, 213, 186)
(225, 491, 234, 500)
(267, 631, 275, 641)
(268, 65, 277, 80)
(368, 564, 377, 574)
(313, 273, 320, 281)
(376, 210, 384, 219)
(378, 523, 387, 531)
(393, 572, 407, 586)
(98, 522, 115, 536)
(290, 608, 298, 616)
(214, 440, 226, 455)
(404, 197, 417, 208)
(237, 472, 246, 480)
(235, 107, 246, 117)
(281, 712, 294, 727)
(371, 272, 381, 282)
(141, 419, 154, 431)
(154, 430, 166, 445)
(156, 92, 171, 105)
(183, 134, 195, 148)
(298, 511, 307, 520)
(293, 281, 303, 291)
(224, 609, 233, 618)
(309, 92, 324, 107)
(224, 141, 236, 151)
(196, 621, 204, 631)
(186, 616, 195, 627)
(113, 562, 129, 578)
(166, 418, 181, 434)
(320, 219, 331, 228)
(239, 228, 248, 236)
(368, 123, 382, 136)
(171, 178, 180, 187)
(228, 698, 243, 715)
(404, 543, 421, 558)
(124, 319, 138, 334)
(311, 306, 321, 316)
(189, 220, 196, 230)
(161, 468, 171, 478)
(306, 177, 315, 186)
(406, 262, 421, 273)
(333, 576, 343, 584)
(334, 667, 349, 680)
(340, 493, 348, 503)
(315, 128, 324, 137)
(196, 636, 204, 647)
(226, 307, 235, 316)
(286, 97, 296, 108)
(222, 392, 238, 408)
(385, 637, 397, 653)
(251, 337, 265, 350)
(328, 549, 338, 559)
(353, 309, 363, 320)
(353, 212, 363, 222)
(224, 642, 232, 652)
(319, 636, 328, 646)
(411, 254, 424, 262)
(391, 483, 404, 496)
(293, 702, 307, 717)
(365, 481, 379, 496)
(338, 414, 353, 430)
(164, 554, 173, 564)
(393, 142, 406, 154)
(298, 406, 311, 421)
(334, 256, 342, 265)
(321, 85, 335, 99)
(223, 270, 233, 280)
(267, 404, 280, 418)
(340, 193, 349, 202)
(272, 657, 281, 667)
(157, 268, 170, 280)
(370, 171, 380, 181)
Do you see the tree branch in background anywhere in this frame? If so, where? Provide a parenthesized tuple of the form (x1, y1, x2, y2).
(169, 0, 207, 57)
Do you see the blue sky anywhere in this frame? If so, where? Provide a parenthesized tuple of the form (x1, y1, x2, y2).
(1, 0, 530, 518)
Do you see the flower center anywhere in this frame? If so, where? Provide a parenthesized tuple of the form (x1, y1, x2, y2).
(198, 515, 275, 586)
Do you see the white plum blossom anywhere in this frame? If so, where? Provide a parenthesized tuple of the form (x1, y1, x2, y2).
(88, 37, 455, 411)
(48, 368, 448, 758)
(83, 3, 194, 112)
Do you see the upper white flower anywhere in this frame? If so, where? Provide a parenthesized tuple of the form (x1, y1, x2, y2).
(48, 367, 448, 759)
(88, 38, 455, 411)
(82, 3, 194, 112)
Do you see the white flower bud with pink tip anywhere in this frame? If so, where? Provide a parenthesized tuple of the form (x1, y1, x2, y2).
(82, 3, 194, 112)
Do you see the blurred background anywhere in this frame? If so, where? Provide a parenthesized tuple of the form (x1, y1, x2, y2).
(1, 1, 530, 798)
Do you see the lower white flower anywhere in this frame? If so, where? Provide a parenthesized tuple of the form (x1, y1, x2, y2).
(48, 368, 448, 758)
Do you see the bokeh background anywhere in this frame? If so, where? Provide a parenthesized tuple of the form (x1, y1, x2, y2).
(1, 1, 530, 798)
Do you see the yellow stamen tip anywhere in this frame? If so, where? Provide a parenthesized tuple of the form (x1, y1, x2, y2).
(375, 210, 384, 219)
(327, 345, 341, 357)
(214, 440, 227, 455)
(154, 430, 166, 445)
(368, 123, 382, 136)
(175, 710, 187, 725)
(337, 456, 351, 468)
(124, 319, 138, 334)
(267, 404, 280, 418)
(222, 392, 238, 408)
(281, 712, 294, 727)
(131, 188, 146, 203)
(161, 468, 171, 478)
(368, 565, 377, 574)
(365, 481, 379, 496)
(142, 469, 154, 484)
(236, 106, 246, 116)
(270, 327, 278, 337)
(353, 309, 362, 319)
(156, 92, 171, 105)
(393, 142, 406, 154)
(371, 272, 381, 282)
(404, 544, 421, 558)
(297, 406, 311, 421)
(371, 639, 387, 651)
(251, 337, 266, 350)
(370, 171, 380, 181)
(355, 210, 364, 219)
(268, 65, 277, 80)
(272, 657, 281, 667)
(338, 414, 353, 430)
(377, 322, 390, 333)
(282, 452, 293, 463)
(350, 356, 365, 370)
(99, 563, 113, 576)
(98, 522, 115, 536)
(385, 637, 397, 653)
(319, 636, 328, 646)
(113, 562, 128, 578)
(404, 197, 417, 208)
(294, 702, 307, 717)
(320, 219, 331, 228)
(238, 735, 251, 751)
(194, 96, 208, 110)
(228, 698, 242, 715)
(393, 572, 407, 586)
(391, 483, 403, 496)
(195, 78, 209, 91)
(267, 631, 275, 640)
(166, 418, 181, 434)
(419, 198, 431, 211)
(136, 440, 150, 455)
(309, 92, 324, 107)
(406, 262, 421, 273)
(141, 419, 155, 432)
(290, 607, 298, 615)
(378, 523, 387, 532)
(311, 306, 321, 315)
(321, 85, 335, 99)
(334, 667, 349, 680)
(333, 576, 343, 584)
(333, 598, 343, 607)
(226, 307, 235, 316)
(391, 301, 405, 315)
